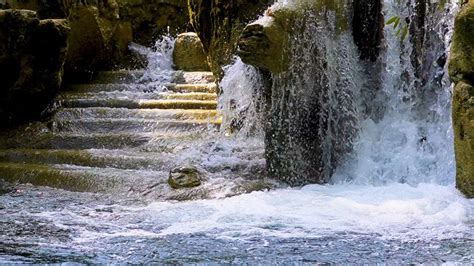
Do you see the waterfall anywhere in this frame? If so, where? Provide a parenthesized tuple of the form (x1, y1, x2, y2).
(333, 0, 459, 185)
(219, 58, 267, 138)
(229, 0, 460, 186)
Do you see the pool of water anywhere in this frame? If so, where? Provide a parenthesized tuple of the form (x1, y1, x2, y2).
(1, 183, 472, 263)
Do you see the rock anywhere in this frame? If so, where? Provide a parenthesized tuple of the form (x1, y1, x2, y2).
(449, 2, 474, 198)
(237, 10, 290, 74)
(188, 0, 272, 78)
(0, 9, 69, 127)
(64, 3, 133, 80)
(0, 179, 14, 195)
(352, 0, 383, 61)
(452, 81, 474, 198)
(118, 0, 189, 45)
(173, 32, 209, 71)
(449, 1, 474, 84)
(168, 167, 202, 189)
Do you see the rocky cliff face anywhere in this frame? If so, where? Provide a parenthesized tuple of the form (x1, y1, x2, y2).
(187, 0, 272, 78)
(0, 9, 69, 127)
(1, 0, 190, 80)
(449, 0, 474, 198)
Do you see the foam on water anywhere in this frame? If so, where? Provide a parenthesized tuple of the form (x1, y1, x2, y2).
(129, 34, 175, 89)
(61, 183, 471, 244)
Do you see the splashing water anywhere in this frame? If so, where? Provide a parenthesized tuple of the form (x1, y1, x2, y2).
(0, 0, 472, 263)
(219, 58, 266, 137)
(333, 0, 458, 186)
(129, 34, 175, 89)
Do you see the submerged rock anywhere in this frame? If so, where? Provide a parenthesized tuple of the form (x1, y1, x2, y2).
(450, 1, 474, 198)
(168, 167, 202, 189)
(173, 32, 209, 71)
(0, 9, 69, 127)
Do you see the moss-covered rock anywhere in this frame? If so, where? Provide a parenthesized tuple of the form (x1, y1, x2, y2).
(237, 1, 351, 74)
(0, 9, 69, 127)
(449, 1, 474, 198)
(173, 32, 209, 71)
(452, 81, 474, 198)
(449, 1, 474, 84)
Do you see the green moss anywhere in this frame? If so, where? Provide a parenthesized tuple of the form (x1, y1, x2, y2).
(452, 81, 474, 198)
(449, 2, 474, 84)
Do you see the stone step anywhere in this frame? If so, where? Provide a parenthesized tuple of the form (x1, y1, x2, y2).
(60, 98, 218, 110)
(58, 92, 218, 101)
(0, 132, 195, 150)
(0, 149, 174, 171)
(60, 98, 217, 110)
(170, 84, 218, 93)
(53, 108, 220, 121)
(64, 83, 218, 94)
(0, 162, 168, 193)
(47, 118, 221, 134)
(92, 70, 215, 84)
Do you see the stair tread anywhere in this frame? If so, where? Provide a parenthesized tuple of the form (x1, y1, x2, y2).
(0, 161, 168, 193)
(60, 98, 218, 109)
(0, 148, 177, 171)
(90, 70, 215, 84)
(53, 108, 220, 120)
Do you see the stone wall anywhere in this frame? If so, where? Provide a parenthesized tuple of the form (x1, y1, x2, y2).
(449, 0, 474, 198)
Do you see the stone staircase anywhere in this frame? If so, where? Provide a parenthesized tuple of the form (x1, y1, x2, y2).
(0, 70, 224, 195)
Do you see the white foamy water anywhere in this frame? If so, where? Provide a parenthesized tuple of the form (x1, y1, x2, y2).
(64, 183, 471, 244)
(219, 58, 266, 137)
(129, 34, 175, 89)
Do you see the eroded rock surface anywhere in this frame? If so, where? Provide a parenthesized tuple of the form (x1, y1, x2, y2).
(0, 9, 69, 127)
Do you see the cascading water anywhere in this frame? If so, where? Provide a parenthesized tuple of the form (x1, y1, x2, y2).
(333, 0, 458, 185)
(129, 34, 176, 90)
(0, 0, 472, 263)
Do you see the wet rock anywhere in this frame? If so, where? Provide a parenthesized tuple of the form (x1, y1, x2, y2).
(449, 1, 474, 84)
(168, 167, 202, 189)
(0, 179, 14, 195)
(449, 2, 474, 198)
(451, 81, 474, 198)
(0, 9, 69, 127)
(188, 0, 272, 78)
(237, 11, 289, 74)
(173, 32, 209, 71)
(352, 0, 383, 61)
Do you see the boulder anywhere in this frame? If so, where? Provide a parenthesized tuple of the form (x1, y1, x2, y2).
(237, 9, 290, 73)
(0, 9, 69, 127)
(173, 32, 209, 71)
(168, 167, 202, 189)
